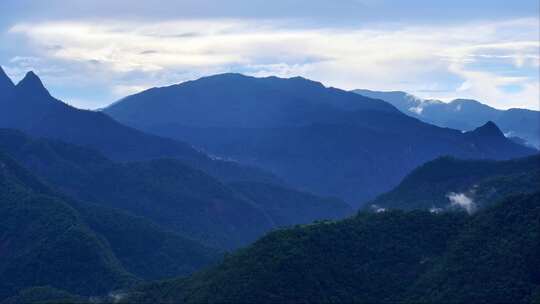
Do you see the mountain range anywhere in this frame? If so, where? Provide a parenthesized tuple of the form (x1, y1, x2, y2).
(104, 73, 535, 206)
(1, 65, 539, 303)
(0, 68, 280, 187)
(353, 89, 540, 149)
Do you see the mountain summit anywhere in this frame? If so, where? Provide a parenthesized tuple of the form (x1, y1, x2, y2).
(16, 71, 51, 97)
(467, 121, 505, 138)
(0, 66, 14, 90)
(105, 73, 397, 129)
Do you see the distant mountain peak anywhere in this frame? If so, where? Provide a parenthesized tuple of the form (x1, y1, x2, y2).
(0, 65, 14, 91)
(16, 71, 51, 96)
(468, 121, 505, 138)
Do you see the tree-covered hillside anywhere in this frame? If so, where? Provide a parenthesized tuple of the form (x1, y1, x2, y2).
(371, 154, 540, 211)
(125, 191, 540, 303)
(0, 152, 136, 298)
(0, 151, 220, 300)
(0, 128, 351, 249)
(229, 182, 352, 227)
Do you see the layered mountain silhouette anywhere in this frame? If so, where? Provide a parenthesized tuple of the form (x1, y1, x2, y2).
(354, 89, 540, 149)
(104, 73, 535, 206)
(0, 128, 352, 249)
(1, 65, 539, 304)
(125, 191, 540, 303)
(0, 150, 220, 299)
(0, 67, 280, 186)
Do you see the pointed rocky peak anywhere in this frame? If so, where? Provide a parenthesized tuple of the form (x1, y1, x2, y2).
(468, 121, 505, 138)
(0, 65, 15, 91)
(16, 71, 52, 98)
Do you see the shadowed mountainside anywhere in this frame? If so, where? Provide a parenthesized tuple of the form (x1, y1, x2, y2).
(104, 73, 536, 206)
(0, 128, 352, 249)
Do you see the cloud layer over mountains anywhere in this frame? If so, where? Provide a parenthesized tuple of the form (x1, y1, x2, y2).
(0, 1, 538, 110)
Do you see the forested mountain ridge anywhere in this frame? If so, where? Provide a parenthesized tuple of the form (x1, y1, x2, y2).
(370, 154, 540, 211)
(123, 191, 540, 304)
(0, 151, 137, 298)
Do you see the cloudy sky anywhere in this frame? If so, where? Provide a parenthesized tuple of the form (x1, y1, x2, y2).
(0, 0, 538, 110)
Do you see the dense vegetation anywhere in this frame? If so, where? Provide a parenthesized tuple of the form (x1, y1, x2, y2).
(2, 287, 86, 304)
(125, 192, 540, 304)
(371, 154, 540, 211)
(0, 151, 220, 300)
(406, 192, 540, 303)
(76, 203, 220, 280)
(0, 152, 136, 298)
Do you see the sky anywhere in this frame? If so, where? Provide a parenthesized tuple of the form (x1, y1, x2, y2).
(0, 0, 538, 110)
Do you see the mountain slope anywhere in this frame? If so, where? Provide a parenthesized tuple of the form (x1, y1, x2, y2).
(0, 128, 351, 249)
(104, 74, 535, 205)
(370, 154, 540, 211)
(353, 89, 540, 149)
(0, 152, 137, 299)
(2, 287, 86, 304)
(125, 211, 467, 304)
(75, 203, 220, 281)
(106, 73, 397, 129)
(0, 148, 223, 301)
(0, 68, 280, 186)
(124, 192, 540, 304)
(229, 182, 352, 227)
(407, 192, 540, 303)
(0, 129, 274, 249)
(0, 66, 14, 97)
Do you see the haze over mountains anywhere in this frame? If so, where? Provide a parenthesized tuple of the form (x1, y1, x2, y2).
(1, 64, 539, 303)
(105, 73, 535, 205)
(353, 89, 540, 149)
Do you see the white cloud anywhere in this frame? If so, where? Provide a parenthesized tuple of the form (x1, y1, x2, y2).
(5, 18, 539, 110)
(447, 192, 477, 214)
